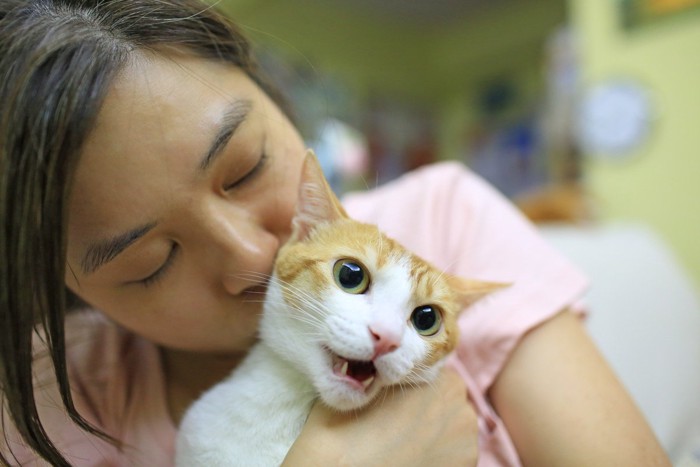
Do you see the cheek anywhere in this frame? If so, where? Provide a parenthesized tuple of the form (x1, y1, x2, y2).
(119, 297, 261, 352)
(70, 277, 260, 351)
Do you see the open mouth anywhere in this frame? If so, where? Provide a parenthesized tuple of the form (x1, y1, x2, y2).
(331, 353, 377, 391)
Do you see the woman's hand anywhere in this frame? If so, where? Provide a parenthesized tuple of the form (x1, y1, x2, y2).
(283, 367, 478, 466)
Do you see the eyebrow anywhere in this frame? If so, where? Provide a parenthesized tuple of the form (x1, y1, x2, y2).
(80, 222, 157, 275)
(199, 98, 252, 171)
(78, 99, 252, 276)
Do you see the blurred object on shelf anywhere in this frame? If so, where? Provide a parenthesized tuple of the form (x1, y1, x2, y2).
(465, 25, 582, 200)
(540, 26, 582, 184)
(515, 183, 596, 224)
(467, 110, 546, 199)
(364, 97, 438, 187)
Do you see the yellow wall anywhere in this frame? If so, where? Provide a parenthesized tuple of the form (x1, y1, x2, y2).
(568, 1, 700, 287)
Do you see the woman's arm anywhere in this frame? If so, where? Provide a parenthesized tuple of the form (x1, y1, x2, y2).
(284, 368, 479, 466)
(490, 310, 671, 466)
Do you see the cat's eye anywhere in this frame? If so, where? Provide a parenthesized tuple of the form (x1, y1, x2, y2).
(332, 259, 370, 294)
(410, 305, 442, 336)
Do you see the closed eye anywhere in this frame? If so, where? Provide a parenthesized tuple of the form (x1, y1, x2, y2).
(135, 243, 179, 288)
(224, 153, 268, 191)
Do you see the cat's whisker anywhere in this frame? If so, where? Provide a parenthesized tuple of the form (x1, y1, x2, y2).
(286, 297, 328, 322)
(285, 316, 327, 336)
(282, 289, 330, 321)
(404, 362, 441, 392)
(396, 381, 407, 400)
(249, 274, 329, 324)
(288, 297, 329, 320)
(235, 275, 271, 284)
(405, 372, 433, 389)
(415, 373, 440, 392)
(430, 257, 461, 290)
(273, 279, 330, 316)
(375, 385, 392, 409)
(242, 289, 272, 297)
(235, 271, 275, 286)
(412, 376, 431, 392)
(374, 224, 385, 260)
(411, 364, 435, 380)
(235, 270, 273, 279)
(284, 307, 329, 332)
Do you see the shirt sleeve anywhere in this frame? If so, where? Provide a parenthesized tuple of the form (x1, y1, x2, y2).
(342, 161, 589, 394)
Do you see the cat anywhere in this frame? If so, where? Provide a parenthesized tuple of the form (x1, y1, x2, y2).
(175, 150, 502, 467)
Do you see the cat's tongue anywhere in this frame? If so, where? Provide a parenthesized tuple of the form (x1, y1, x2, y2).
(332, 355, 376, 390)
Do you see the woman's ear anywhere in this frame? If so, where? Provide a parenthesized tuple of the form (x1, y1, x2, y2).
(290, 149, 348, 242)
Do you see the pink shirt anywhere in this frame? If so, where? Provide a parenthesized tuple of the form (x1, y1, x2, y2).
(1, 162, 588, 466)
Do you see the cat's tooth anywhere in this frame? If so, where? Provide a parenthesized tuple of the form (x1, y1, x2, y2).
(340, 360, 349, 376)
(362, 375, 375, 389)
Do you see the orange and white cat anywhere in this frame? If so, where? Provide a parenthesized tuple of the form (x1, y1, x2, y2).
(175, 151, 500, 467)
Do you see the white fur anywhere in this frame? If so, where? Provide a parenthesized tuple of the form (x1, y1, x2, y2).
(175, 254, 445, 466)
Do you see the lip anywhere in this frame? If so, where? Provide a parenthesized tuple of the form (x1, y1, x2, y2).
(241, 283, 268, 298)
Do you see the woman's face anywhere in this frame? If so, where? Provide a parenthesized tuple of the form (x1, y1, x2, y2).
(65, 51, 306, 353)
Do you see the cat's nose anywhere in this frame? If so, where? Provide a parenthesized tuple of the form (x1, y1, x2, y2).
(369, 323, 401, 358)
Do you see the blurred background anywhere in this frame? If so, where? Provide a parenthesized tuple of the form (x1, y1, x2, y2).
(211, 1, 700, 461)
(213, 0, 700, 288)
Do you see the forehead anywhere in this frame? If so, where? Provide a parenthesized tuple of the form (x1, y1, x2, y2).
(81, 52, 255, 178)
(67, 52, 259, 251)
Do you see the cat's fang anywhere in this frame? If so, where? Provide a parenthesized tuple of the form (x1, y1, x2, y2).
(332, 356, 350, 376)
(361, 375, 375, 389)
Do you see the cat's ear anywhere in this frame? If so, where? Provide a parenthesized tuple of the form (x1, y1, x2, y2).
(447, 276, 509, 311)
(291, 149, 349, 242)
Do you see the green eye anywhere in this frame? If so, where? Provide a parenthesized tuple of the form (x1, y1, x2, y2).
(410, 305, 442, 336)
(333, 259, 370, 294)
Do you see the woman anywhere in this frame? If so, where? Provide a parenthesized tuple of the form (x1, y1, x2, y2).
(0, 1, 669, 465)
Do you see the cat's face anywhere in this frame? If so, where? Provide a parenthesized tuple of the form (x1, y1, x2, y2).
(256, 151, 499, 411)
(260, 219, 472, 411)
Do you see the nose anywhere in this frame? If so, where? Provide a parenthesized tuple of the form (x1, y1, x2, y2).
(368, 319, 403, 358)
(200, 203, 279, 296)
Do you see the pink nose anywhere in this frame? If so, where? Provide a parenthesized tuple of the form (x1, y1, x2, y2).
(369, 325, 400, 358)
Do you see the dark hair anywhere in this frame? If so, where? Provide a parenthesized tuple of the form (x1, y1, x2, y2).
(0, 1, 285, 464)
